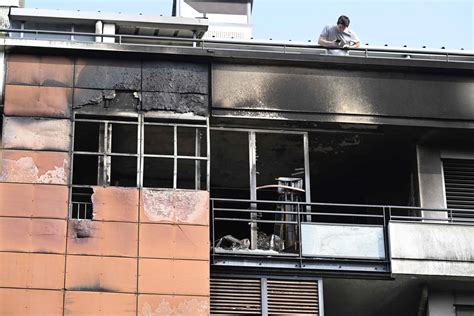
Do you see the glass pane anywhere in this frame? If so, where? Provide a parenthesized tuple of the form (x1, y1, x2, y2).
(143, 158, 174, 188)
(144, 125, 174, 155)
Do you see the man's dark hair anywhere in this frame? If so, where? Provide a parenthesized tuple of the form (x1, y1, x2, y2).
(337, 15, 350, 27)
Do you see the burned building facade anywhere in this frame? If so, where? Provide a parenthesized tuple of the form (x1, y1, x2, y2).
(0, 2, 474, 316)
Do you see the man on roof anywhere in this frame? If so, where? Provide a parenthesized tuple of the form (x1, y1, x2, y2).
(318, 15, 360, 56)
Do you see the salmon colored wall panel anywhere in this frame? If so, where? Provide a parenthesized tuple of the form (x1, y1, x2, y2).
(66, 255, 137, 293)
(68, 220, 138, 257)
(91, 187, 139, 222)
(140, 189, 209, 225)
(0, 288, 63, 316)
(0, 252, 65, 289)
(0, 150, 69, 185)
(0, 218, 66, 253)
(138, 294, 209, 316)
(7, 55, 74, 87)
(139, 258, 209, 296)
(139, 224, 208, 260)
(0, 183, 68, 218)
(2, 117, 71, 152)
(4, 85, 72, 118)
(64, 291, 136, 316)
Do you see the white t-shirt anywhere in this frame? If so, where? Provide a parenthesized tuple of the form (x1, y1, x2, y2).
(320, 25, 360, 55)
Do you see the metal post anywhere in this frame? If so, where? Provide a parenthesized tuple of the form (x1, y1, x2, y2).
(195, 128, 201, 190)
(211, 199, 216, 259)
(206, 118, 211, 191)
(261, 277, 268, 316)
(173, 125, 178, 189)
(249, 131, 258, 250)
(303, 133, 312, 222)
(98, 123, 106, 185)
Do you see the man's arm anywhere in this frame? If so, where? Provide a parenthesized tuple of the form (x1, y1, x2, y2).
(343, 41, 360, 49)
(318, 36, 338, 47)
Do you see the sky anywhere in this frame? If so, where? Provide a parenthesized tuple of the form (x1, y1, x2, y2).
(26, 0, 474, 51)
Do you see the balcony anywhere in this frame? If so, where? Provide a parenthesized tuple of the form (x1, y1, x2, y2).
(211, 198, 474, 276)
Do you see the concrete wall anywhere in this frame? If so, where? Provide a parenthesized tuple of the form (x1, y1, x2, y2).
(428, 290, 474, 316)
(0, 54, 210, 315)
(416, 145, 447, 219)
(389, 222, 474, 278)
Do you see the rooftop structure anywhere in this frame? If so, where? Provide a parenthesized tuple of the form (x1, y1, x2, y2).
(0, 2, 473, 316)
(173, 0, 253, 39)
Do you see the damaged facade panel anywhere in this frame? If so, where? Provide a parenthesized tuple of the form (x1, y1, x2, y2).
(141, 92, 209, 116)
(7, 54, 74, 87)
(211, 64, 474, 121)
(142, 61, 208, 94)
(4, 85, 72, 118)
(139, 223, 209, 260)
(74, 58, 141, 90)
(141, 61, 209, 116)
(140, 189, 209, 225)
(91, 187, 139, 222)
(65, 255, 137, 293)
(2, 117, 71, 151)
(0, 218, 66, 254)
(138, 258, 209, 296)
(67, 220, 138, 257)
(64, 291, 136, 316)
(138, 294, 209, 316)
(0, 150, 69, 185)
(73, 88, 140, 112)
(0, 183, 68, 218)
(0, 288, 63, 316)
(0, 252, 65, 289)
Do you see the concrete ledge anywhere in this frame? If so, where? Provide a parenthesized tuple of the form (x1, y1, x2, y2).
(392, 259, 474, 279)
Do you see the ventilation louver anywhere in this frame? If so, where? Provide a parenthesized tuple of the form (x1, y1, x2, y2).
(210, 277, 320, 315)
(443, 158, 474, 221)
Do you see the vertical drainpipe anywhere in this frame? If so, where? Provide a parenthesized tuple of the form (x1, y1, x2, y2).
(95, 20, 103, 43)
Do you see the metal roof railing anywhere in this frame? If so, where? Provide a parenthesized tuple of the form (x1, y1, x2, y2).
(2, 28, 474, 63)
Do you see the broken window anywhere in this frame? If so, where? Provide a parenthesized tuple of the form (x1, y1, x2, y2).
(70, 114, 209, 219)
(143, 118, 208, 190)
(72, 115, 140, 187)
(211, 128, 309, 253)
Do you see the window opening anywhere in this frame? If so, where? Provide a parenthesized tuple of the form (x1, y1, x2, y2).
(70, 114, 209, 219)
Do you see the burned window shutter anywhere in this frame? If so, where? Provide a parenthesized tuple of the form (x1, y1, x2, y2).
(443, 158, 474, 220)
(211, 277, 320, 315)
(210, 278, 261, 314)
(267, 279, 319, 315)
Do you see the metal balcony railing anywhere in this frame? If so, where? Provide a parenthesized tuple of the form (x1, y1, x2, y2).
(2, 28, 473, 63)
(210, 198, 474, 271)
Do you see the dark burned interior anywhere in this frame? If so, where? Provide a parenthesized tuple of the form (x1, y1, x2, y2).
(210, 123, 419, 254)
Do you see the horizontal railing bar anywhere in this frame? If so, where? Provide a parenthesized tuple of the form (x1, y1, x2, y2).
(213, 207, 300, 215)
(3, 28, 473, 58)
(212, 198, 474, 214)
(214, 218, 297, 224)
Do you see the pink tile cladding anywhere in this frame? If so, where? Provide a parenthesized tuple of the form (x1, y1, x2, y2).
(0, 183, 68, 218)
(140, 189, 209, 225)
(2, 117, 71, 152)
(0, 288, 63, 316)
(4, 85, 72, 118)
(67, 220, 138, 257)
(7, 54, 74, 87)
(91, 187, 139, 222)
(0, 217, 67, 254)
(0, 150, 70, 185)
(64, 291, 136, 316)
(138, 294, 209, 316)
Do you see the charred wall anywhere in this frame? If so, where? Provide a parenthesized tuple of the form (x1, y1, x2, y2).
(212, 63, 474, 123)
(0, 54, 210, 315)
